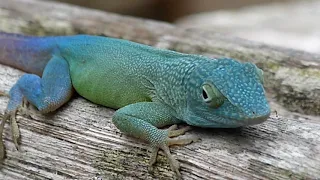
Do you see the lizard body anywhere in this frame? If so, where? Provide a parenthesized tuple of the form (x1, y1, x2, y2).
(0, 32, 270, 178)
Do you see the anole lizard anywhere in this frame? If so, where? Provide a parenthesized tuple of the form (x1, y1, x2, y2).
(0, 32, 270, 178)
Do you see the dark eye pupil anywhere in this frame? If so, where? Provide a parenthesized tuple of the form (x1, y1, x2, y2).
(202, 90, 208, 99)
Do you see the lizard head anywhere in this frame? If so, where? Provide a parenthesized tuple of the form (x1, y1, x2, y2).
(183, 58, 270, 128)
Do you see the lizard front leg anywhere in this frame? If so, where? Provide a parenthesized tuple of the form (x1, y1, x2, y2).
(112, 102, 198, 179)
(0, 55, 73, 159)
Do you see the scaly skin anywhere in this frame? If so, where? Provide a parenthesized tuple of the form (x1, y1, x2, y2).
(0, 32, 270, 178)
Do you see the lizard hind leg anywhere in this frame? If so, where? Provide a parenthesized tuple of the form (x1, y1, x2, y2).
(0, 55, 73, 160)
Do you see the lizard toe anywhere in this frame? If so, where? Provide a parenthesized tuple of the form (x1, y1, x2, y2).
(160, 144, 182, 179)
(10, 112, 20, 150)
(0, 113, 10, 160)
(168, 125, 192, 138)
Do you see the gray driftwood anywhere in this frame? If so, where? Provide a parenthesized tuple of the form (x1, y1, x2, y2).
(0, 0, 319, 179)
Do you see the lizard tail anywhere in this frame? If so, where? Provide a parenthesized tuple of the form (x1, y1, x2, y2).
(0, 32, 55, 76)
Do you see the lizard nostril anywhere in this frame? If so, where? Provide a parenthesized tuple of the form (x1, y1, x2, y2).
(252, 111, 256, 115)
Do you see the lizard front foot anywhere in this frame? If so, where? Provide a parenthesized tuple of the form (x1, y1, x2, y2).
(112, 102, 200, 179)
(149, 125, 199, 179)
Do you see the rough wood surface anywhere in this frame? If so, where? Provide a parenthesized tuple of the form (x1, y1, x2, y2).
(1, 65, 319, 179)
(0, 0, 319, 179)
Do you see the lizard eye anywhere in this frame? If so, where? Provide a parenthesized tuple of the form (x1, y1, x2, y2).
(202, 88, 210, 101)
(201, 83, 224, 108)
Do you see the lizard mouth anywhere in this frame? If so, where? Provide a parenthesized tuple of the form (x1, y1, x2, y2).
(217, 113, 270, 127)
(185, 112, 270, 128)
(240, 113, 270, 126)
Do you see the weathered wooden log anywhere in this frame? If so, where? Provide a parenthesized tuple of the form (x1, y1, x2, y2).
(0, 0, 319, 179)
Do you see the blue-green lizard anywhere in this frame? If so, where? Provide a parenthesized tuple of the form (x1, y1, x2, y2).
(0, 32, 270, 178)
